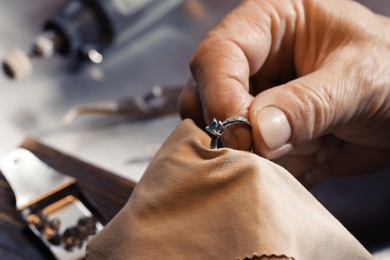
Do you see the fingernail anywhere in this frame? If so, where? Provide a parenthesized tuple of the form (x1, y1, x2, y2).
(257, 106, 291, 150)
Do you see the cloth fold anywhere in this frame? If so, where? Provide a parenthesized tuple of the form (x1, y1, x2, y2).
(87, 119, 372, 259)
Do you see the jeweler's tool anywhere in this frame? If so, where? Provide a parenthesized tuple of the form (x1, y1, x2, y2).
(0, 148, 106, 259)
(62, 85, 182, 125)
(2, 0, 183, 79)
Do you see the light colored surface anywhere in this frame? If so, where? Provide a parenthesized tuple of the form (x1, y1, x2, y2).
(0, 0, 239, 182)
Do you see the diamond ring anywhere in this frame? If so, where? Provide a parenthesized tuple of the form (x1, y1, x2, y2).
(205, 116, 251, 149)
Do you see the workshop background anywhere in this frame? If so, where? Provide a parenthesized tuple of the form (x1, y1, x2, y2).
(0, 0, 389, 258)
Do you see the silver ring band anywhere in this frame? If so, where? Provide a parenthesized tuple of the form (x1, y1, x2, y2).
(205, 116, 251, 149)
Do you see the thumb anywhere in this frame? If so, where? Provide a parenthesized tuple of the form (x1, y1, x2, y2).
(249, 67, 356, 159)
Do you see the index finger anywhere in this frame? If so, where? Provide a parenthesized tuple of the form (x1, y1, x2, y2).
(189, 0, 299, 148)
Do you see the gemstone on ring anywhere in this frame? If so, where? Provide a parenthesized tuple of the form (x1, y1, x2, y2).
(205, 118, 225, 137)
(206, 116, 251, 149)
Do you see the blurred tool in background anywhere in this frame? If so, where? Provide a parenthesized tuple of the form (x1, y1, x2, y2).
(2, 0, 183, 79)
(62, 85, 182, 125)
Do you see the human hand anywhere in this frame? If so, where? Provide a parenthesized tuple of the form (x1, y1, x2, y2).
(179, 0, 390, 187)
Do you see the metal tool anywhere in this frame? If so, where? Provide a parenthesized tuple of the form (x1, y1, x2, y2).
(62, 85, 182, 125)
(3, 0, 183, 79)
(0, 148, 105, 259)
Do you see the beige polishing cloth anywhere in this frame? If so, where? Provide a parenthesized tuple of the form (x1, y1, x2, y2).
(87, 119, 372, 259)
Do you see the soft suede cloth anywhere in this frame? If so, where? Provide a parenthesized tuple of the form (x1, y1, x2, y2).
(87, 119, 372, 259)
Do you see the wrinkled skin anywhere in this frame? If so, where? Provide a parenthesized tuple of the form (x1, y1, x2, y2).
(179, 0, 390, 187)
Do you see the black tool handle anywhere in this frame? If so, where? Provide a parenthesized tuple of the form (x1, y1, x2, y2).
(44, 0, 182, 59)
